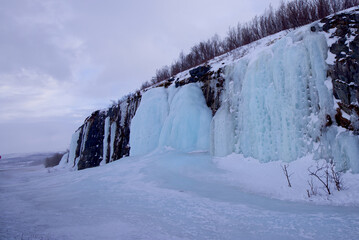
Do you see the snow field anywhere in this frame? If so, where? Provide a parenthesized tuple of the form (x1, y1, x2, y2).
(1, 151, 359, 240)
(214, 153, 359, 206)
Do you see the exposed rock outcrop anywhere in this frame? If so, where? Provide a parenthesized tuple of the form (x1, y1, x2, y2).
(70, 70, 224, 170)
(72, 93, 141, 170)
(175, 66, 225, 115)
(321, 9, 359, 133)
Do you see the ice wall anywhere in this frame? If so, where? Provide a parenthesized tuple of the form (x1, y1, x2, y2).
(210, 102, 235, 157)
(100, 117, 110, 166)
(212, 27, 359, 171)
(109, 121, 117, 161)
(130, 88, 169, 156)
(58, 129, 81, 169)
(130, 84, 212, 155)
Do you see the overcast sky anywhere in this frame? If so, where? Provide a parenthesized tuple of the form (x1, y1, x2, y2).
(0, 0, 282, 154)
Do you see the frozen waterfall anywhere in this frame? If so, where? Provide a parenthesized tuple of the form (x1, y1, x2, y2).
(130, 84, 212, 155)
(129, 27, 358, 173)
(212, 28, 359, 172)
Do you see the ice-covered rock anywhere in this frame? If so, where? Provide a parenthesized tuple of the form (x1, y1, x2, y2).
(210, 102, 234, 157)
(211, 22, 359, 172)
(130, 87, 169, 156)
(100, 117, 110, 165)
(58, 129, 81, 169)
(216, 30, 331, 162)
(130, 84, 212, 155)
(158, 84, 212, 152)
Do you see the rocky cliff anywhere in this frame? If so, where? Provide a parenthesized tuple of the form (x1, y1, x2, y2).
(61, 8, 359, 171)
(321, 10, 359, 132)
(61, 66, 225, 170)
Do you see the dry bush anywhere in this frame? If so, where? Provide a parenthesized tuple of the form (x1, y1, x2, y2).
(281, 163, 293, 187)
(307, 159, 344, 196)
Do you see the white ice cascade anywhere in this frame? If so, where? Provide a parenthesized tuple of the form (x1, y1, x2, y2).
(100, 116, 110, 165)
(212, 28, 359, 171)
(109, 121, 117, 162)
(58, 128, 81, 169)
(130, 84, 212, 156)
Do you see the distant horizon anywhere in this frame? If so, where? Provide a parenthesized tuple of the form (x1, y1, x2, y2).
(1, 150, 65, 157)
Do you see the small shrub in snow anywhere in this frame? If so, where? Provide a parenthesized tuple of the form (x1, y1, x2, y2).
(307, 160, 344, 196)
(329, 159, 343, 192)
(307, 178, 318, 198)
(281, 163, 293, 187)
(308, 161, 331, 195)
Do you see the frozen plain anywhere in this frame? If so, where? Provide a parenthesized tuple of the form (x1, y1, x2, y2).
(1, 152, 359, 240)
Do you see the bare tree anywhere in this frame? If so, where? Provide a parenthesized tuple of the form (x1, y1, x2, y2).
(329, 159, 343, 191)
(317, 0, 331, 19)
(307, 178, 318, 197)
(342, 0, 359, 9)
(330, 0, 341, 12)
(140, 81, 151, 90)
(281, 164, 293, 187)
(308, 162, 331, 195)
(211, 34, 223, 57)
(170, 60, 182, 76)
(155, 66, 171, 82)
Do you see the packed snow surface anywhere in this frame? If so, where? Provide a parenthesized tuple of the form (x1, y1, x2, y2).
(1, 152, 359, 240)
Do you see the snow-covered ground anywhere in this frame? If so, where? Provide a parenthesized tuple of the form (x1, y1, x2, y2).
(1, 152, 359, 240)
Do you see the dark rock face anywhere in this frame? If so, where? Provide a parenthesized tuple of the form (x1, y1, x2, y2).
(321, 9, 359, 133)
(75, 92, 141, 170)
(200, 68, 225, 115)
(189, 65, 211, 83)
(77, 111, 106, 170)
(110, 93, 141, 161)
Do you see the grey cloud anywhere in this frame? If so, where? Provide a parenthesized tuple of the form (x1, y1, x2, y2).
(0, 0, 282, 154)
(0, 0, 75, 80)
